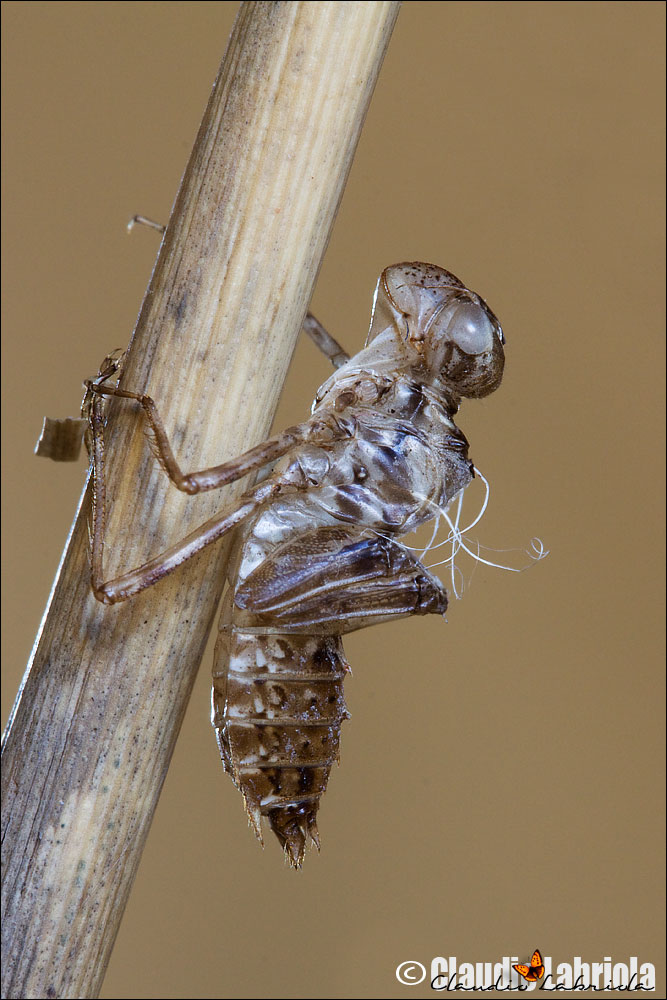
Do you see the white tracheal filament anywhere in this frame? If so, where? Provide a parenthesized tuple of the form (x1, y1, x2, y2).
(403, 467, 548, 600)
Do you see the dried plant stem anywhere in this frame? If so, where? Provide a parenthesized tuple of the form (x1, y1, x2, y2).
(1, 4, 400, 997)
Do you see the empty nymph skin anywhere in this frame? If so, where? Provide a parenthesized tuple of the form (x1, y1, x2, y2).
(81, 263, 504, 865)
(209, 263, 505, 865)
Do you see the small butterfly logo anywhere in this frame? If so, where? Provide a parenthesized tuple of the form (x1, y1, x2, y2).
(514, 949, 545, 982)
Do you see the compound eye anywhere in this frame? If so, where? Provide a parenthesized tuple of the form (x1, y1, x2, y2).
(448, 301, 496, 355)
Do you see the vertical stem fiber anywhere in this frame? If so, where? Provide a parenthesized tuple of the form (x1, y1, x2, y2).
(1, 4, 400, 997)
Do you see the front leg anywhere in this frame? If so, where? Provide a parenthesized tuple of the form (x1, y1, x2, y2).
(35, 308, 349, 465)
(301, 313, 350, 368)
(87, 388, 353, 604)
(86, 377, 332, 494)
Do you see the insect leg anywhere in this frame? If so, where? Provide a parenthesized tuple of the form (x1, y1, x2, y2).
(301, 313, 350, 368)
(88, 391, 322, 604)
(86, 379, 343, 494)
(126, 215, 166, 234)
(87, 389, 355, 604)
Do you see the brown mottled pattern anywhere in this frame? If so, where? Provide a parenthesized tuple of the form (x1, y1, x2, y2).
(212, 631, 348, 864)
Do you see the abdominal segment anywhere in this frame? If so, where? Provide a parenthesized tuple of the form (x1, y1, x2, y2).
(212, 627, 349, 867)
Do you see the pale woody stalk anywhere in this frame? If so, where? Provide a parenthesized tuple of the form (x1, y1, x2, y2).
(0, 4, 401, 997)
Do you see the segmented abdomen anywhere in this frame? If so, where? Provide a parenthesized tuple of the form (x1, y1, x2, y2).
(212, 625, 349, 866)
(210, 391, 460, 866)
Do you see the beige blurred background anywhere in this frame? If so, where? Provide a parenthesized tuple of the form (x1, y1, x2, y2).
(2, 2, 664, 998)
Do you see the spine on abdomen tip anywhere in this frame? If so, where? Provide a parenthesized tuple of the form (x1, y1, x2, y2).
(212, 627, 350, 867)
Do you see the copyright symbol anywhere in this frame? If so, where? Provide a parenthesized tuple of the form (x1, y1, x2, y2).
(396, 961, 427, 985)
